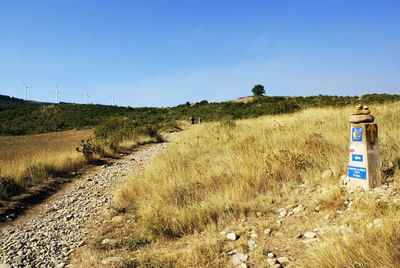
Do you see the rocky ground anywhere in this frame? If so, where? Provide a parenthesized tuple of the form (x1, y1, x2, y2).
(0, 143, 166, 268)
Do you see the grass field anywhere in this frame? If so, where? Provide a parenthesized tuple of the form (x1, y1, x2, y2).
(74, 102, 400, 267)
(0, 129, 92, 199)
(0, 129, 93, 165)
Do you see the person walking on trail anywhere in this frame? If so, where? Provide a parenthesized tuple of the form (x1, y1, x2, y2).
(190, 115, 195, 125)
(198, 117, 202, 124)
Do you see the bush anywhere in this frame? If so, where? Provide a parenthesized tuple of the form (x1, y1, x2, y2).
(93, 116, 163, 153)
(75, 139, 103, 161)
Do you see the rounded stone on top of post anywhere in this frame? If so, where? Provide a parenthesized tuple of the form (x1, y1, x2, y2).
(348, 105, 374, 124)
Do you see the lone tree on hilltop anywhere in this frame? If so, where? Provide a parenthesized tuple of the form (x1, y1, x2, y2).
(252, 84, 265, 96)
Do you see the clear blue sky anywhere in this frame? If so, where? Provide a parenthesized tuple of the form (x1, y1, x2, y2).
(0, 0, 399, 107)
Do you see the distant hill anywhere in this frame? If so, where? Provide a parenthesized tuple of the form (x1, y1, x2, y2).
(0, 95, 47, 112)
(1, 93, 399, 136)
(232, 96, 255, 103)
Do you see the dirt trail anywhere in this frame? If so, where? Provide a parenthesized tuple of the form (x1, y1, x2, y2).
(0, 142, 167, 268)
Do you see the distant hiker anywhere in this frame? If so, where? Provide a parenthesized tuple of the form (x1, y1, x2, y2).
(190, 115, 195, 125)
(198, 117, 202, 124)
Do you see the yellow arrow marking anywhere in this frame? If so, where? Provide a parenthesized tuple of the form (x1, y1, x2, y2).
(367, 124, 377, 144)
(355, 156, 361, 160)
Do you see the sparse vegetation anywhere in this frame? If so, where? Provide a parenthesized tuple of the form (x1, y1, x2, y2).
(75, 102, 400, 267)
(2, 93, 400, 136)
(93, 116, 162, 154)
(2, 94, 400, 266)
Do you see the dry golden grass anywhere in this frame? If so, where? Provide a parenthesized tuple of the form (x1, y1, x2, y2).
(113, 106, 355, 236)
(0, 129, 92, 163)
(232, 96, 255, 103)
(0, 129, 92, 198)
(75, 102, 400, 267)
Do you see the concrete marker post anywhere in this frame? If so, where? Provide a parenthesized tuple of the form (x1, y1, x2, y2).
(347, 106, 381, 190)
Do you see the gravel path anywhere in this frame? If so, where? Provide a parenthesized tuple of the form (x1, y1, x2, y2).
(0, 143, 166, 268)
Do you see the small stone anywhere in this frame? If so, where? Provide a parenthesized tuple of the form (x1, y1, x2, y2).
(286, 211, 294, 217)
(250, 233, 257, 239)
(292, 204, 303, 213)
(232, 253, 248, 265)
(267, 252, 275, 258)
(314, 205, 321, 212)
(277, 220, 282, 225)
(303, 232, 317, 239)
(101, 238, 118, 247)
(348, 114, 374, 124)
(279, 209, 287, 217)
(373, 219, 383, 228)
(321, 170, 333, 180)
(111, 216, 124, 223)
(324, 213, 330, 220)
(352, 109, 371, 115)
(267, 258, 277, 266)
(56, 263, 66, 268)
(256, 211, 263, 217)
(227, 232, 238, 241)
(277, 257, 289, 265)
(101, 257, 122, 265)
(248, 240, 257, 249)
(227, 249, 238, 256)
(219, 231, 226, 236)
(239, 263, 248, 268)
(264, 228, 271, 235)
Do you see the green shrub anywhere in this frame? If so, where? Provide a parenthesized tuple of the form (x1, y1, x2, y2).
(75, 139, 103, 161)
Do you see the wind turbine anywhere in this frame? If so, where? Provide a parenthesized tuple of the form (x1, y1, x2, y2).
(84, 89, 88, 104)
(55, 85, 59, 103)
(52, 85, 62, 103)
(107, 94, 116, 106)
(23, 82, 33, 101)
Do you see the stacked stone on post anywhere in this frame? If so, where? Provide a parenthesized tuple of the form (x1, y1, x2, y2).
(348, 105, 374, 124)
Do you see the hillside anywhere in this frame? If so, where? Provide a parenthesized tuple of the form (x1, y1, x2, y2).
(71, 102, 400, 267)
(1, 93, 400, 136)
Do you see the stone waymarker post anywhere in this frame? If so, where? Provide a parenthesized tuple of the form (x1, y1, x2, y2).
(347, 105, 380, 190)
